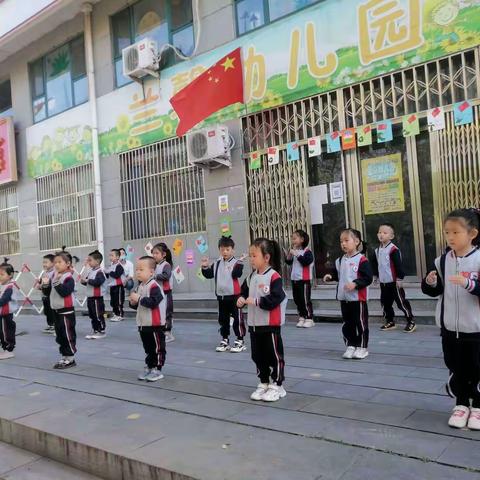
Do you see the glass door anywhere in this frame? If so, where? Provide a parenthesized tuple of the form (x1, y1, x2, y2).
(357, 124, 419, 279)
(306, 148, 347, 279)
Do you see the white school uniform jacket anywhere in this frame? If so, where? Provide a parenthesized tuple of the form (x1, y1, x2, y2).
(422, 247, 480, 334)
(81, 267, 106, 298)
(155, 261, 172, 293)
(106, 263, 125, 287)
(241, 268, 287, 327)
(0, 282, 19, 315)
(131, 278, 165, 327)
(373, 242, 405, 282)
(334, 253, 373, 302)
(50, 271, 75, 311)
(286, 248, 314, 281)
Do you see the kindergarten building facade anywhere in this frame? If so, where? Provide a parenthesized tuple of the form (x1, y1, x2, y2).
(0, 0, 480, 294)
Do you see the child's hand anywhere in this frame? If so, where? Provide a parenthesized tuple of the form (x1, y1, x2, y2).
(41, 276, 50, 285)
(289, 249, 297, 257)
(323, 274, 332, 282)
(396, 279, 404, 289)
(426, 270, 437, 285)
(236, 296, 246, 308)
(201, 256, 209, 268)
(130, 292, 140, 304)
(246, 297, 256, 306)
(449, 275, 467, 287)
(344, 282, 356, 291)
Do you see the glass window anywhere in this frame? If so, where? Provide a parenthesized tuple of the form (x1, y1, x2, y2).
(236, 0, 265, 35)
(46, 44, 73, 116)
(172, 25, 194, 57)
(111, 0, 195, 88)
(0, 80, 12, 113)
(112, 7, 131, 58)
(235, 0, 321, 35)
(29, 37, 88, 123)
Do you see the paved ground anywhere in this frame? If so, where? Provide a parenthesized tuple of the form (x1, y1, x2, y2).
(0, 441, 101, 479)
(0, 315, 479, 479)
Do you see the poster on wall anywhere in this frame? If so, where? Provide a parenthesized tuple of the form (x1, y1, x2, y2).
(361, 153, 405, 215)
(0, 117, 17, 185)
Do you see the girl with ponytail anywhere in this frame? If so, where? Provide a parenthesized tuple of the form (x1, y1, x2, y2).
(422, 207, 480, 430)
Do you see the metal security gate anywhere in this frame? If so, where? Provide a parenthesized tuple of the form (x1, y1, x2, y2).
(431, 105, 480, 250)
(243, 47, 480, 274)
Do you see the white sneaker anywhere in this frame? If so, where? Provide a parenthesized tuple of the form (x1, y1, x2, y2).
(85, 331, 96, 339)
(138, 367, 151, 381)
(342, 346, 356, 359)
(448, 405, 470, 428)
(296, 317, 305, 328)
(250, 383, 269, 401)
(230, 339, 247, 353)
(145, 368, 164, 382)
(261, 384, 287, 402)
(165, 332, 175, 343)
(303, 319, 315, 328)
(110, 315, 123, 322)
(352, 348, 369, 359)
(215, 340, 230, 352)
(468, 408, 480, 430)
(0, 350, 14, 360)
(91, 331, 106, 339)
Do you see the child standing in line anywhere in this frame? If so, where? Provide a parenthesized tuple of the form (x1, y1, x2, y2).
(106, 249, 125, 322)
(129, 256, 166, 382)
(371, 223, 415, 332)
(120, 247, 135, 295)
(422, 208, 480, 430)
(237, 238, 288, 402)
(50, 247, 77, 369)
(324, 229, 373, 360)
(152, 243, 175, 343)
(285, 229, 315, 328)
(35, 253, 56, 334)
(201, 236, 246, 353)
(81, 250, 107, 340)
(0, 258, 18, 360)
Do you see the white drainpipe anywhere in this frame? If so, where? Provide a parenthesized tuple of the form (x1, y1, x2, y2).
(82, 2, 104, 257)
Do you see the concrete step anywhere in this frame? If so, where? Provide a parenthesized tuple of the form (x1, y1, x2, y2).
(0, 441, 101, 479)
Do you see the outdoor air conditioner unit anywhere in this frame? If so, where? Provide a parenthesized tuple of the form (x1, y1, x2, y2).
(122, 38, 159, 79)
(187, 126, 232, 169)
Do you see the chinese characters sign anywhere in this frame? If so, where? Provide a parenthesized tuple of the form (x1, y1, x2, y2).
(361, 154, 405, 215)
(0, 117, 17, 185)
(26, 0, 480, 176)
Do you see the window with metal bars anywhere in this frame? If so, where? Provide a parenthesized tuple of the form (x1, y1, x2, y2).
(36, 164, 96, 251)
(0, 186, 19, 256)
(120, 137, 206, 241)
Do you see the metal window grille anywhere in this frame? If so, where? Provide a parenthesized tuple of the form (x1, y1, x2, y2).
(0, 186, 20, 255)
(36, 164, 96, 251)
(243, 48, 479, 152)
(120, 137, 206, 241)
(242, 47, 480, 261)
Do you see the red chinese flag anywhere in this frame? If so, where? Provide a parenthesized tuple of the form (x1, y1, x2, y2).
(170, 48, 244, 137)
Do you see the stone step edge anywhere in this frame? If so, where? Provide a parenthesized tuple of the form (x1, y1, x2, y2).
(0, 416, 196, 480)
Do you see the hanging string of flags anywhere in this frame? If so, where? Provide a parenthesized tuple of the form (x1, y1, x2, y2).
(248, 100, 475, 169)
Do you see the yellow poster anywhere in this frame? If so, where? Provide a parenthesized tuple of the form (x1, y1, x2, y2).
(361, 154, 405, 215)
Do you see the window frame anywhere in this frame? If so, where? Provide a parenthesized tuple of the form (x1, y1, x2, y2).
(110, 0, 194, 89)
(29, 35, 88, 124)
(35, 164, 97, 251)
(234, 0, 322, 37)
(0, 186, 20, 256)
(0, 79, 12, 114)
